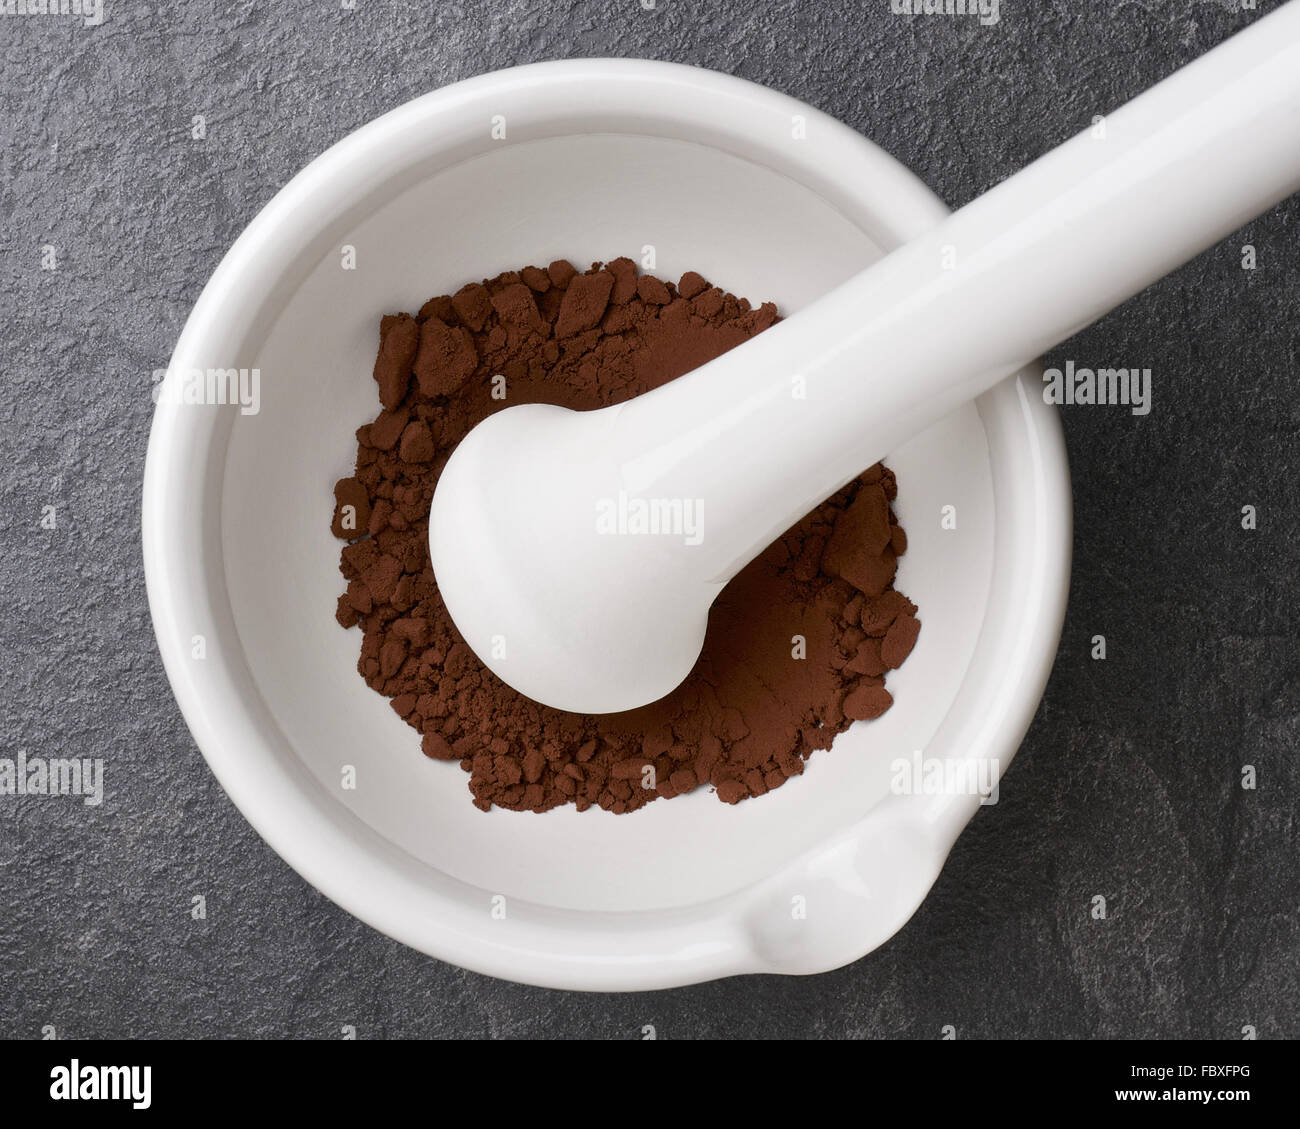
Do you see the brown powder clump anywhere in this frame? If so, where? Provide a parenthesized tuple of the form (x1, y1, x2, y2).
(331, 258, 920, 814)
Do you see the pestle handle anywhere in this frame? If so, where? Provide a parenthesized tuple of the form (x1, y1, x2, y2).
(616, 0, 1300, 584)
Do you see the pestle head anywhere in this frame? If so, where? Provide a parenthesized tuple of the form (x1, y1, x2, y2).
(429, 402, 717, 714)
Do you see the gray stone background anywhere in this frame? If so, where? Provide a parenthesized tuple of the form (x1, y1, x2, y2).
(2, 0, 1296, 1039)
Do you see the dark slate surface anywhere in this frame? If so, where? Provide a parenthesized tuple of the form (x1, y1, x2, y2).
(2, 0, 1296, 1040)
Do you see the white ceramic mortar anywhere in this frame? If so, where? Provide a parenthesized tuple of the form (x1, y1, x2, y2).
(143, 59, 1072, 990)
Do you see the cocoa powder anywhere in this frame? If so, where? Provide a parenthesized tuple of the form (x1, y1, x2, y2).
(332, 258, 920, 813)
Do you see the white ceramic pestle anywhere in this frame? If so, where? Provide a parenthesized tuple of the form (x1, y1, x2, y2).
(430, 2, 1300, 714)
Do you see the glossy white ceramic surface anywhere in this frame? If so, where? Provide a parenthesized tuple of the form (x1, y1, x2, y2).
(430, 7, 1300, 714)
(143, 59, 1071, 989)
